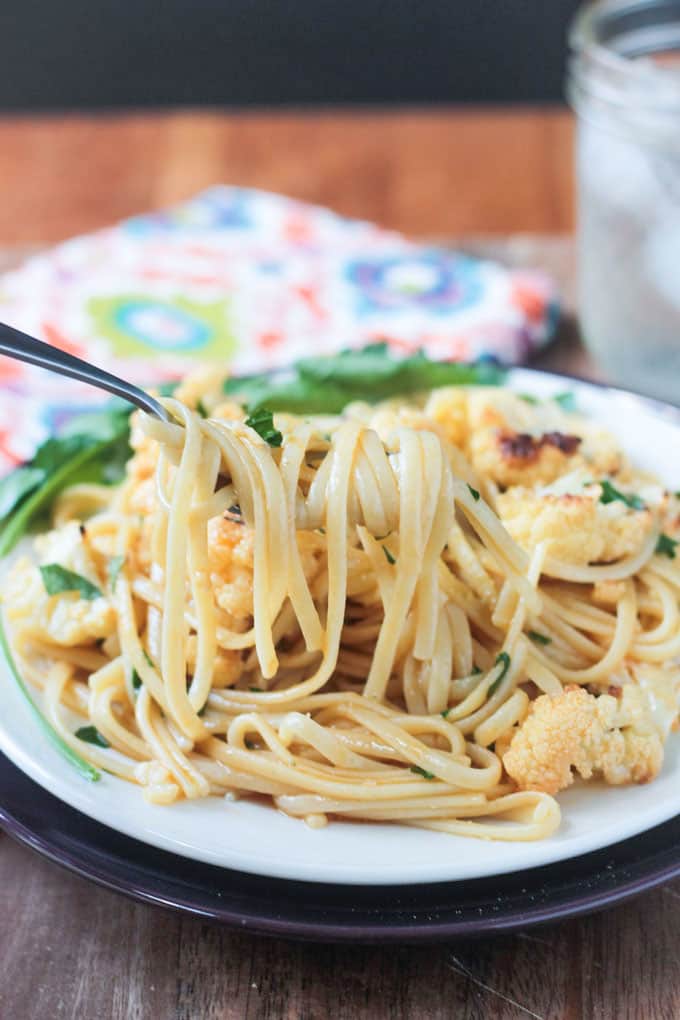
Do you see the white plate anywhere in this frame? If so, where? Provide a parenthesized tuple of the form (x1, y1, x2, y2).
(1, 368, 680, 885)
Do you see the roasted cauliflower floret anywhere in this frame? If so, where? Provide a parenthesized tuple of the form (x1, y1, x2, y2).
(2, 522, 115, 646)
(127, 413, 160, 486)
(497, 482, 654, 564)
(173, 365, 226, 411)
(424, 387, 625, 488)
(423, 387, 469, 448)
(503, 685, 666, 795)
(208, 518, 256, 622)
(207, 516, 322, 627)
(465, 390, 579, 487)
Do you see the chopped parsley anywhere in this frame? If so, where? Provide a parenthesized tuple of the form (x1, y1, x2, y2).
(75, 725, 110, 748)
(409, 765, 435, 780)
(471, 665, 482, 675)
(108, 554, 125, 589)
(196, 399, 208, 418)
(40, 564, 101, 601)
(382, 545, 396, 565)
(528, 630, 551, 646)
(467, 484, 480, 502)
(244, 408, 283, 448)
(656, 533, 678, 559)
(249, 686, 263, 693)
(131, 651, 155, 692)
(518, 393, 539, 405)
(487, 652, 511, 698)
(599, 480, 645, 510)
(554, 391, 576, 412)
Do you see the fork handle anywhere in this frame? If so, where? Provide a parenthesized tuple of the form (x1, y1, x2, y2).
(0, 321, 172, 422)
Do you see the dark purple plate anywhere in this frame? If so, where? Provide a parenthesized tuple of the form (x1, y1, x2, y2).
(1, 751, 679, 942)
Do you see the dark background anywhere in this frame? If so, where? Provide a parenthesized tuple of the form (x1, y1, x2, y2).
(0, 0, 580, 110)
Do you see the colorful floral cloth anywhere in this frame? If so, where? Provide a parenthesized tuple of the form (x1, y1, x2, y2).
(0, 187, 558, 472)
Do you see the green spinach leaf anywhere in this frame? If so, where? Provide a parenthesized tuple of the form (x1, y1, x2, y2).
(225, 346, 505, 415)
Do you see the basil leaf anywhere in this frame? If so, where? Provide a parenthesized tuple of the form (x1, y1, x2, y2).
(410, 765, 435, 780)
(40, 564, 102, 601)
(244, 409, 283, 448)
(656, 533, 678, 559)
(487, 652, 511, 698)
(75, 725, 110, 748)
(599, 480, 645, 510)
(528, 630, 551, 646)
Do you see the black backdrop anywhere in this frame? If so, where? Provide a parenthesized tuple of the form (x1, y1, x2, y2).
(0, 0, 580, 110)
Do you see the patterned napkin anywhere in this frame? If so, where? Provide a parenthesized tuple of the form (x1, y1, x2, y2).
(0, 187, 558, 472)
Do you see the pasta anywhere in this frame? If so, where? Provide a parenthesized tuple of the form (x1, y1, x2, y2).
(3, 370, 680, 842)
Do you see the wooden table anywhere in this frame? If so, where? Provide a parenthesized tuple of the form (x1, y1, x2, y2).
(0, 107, 574, 243)
(1, 109, 678, 1020)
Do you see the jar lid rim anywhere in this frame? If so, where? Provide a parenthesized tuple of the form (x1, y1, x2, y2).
(569, 0, 680, 108)
(571, 0, 680, 72)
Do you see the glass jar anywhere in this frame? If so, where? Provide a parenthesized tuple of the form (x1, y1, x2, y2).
(567, 0, 680, 403)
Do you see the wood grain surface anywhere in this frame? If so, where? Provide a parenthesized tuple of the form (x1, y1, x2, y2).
(2, 830, 680, 1020)
(0, 107, 573, 244)
(0, 109, 676, 1020)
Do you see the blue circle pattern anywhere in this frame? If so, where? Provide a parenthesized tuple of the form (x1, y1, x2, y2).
(113, 301, 212, 351)
(345, 252, 484, 317)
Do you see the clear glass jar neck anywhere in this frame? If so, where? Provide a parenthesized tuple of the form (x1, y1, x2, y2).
(568, 0, 680, 139)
